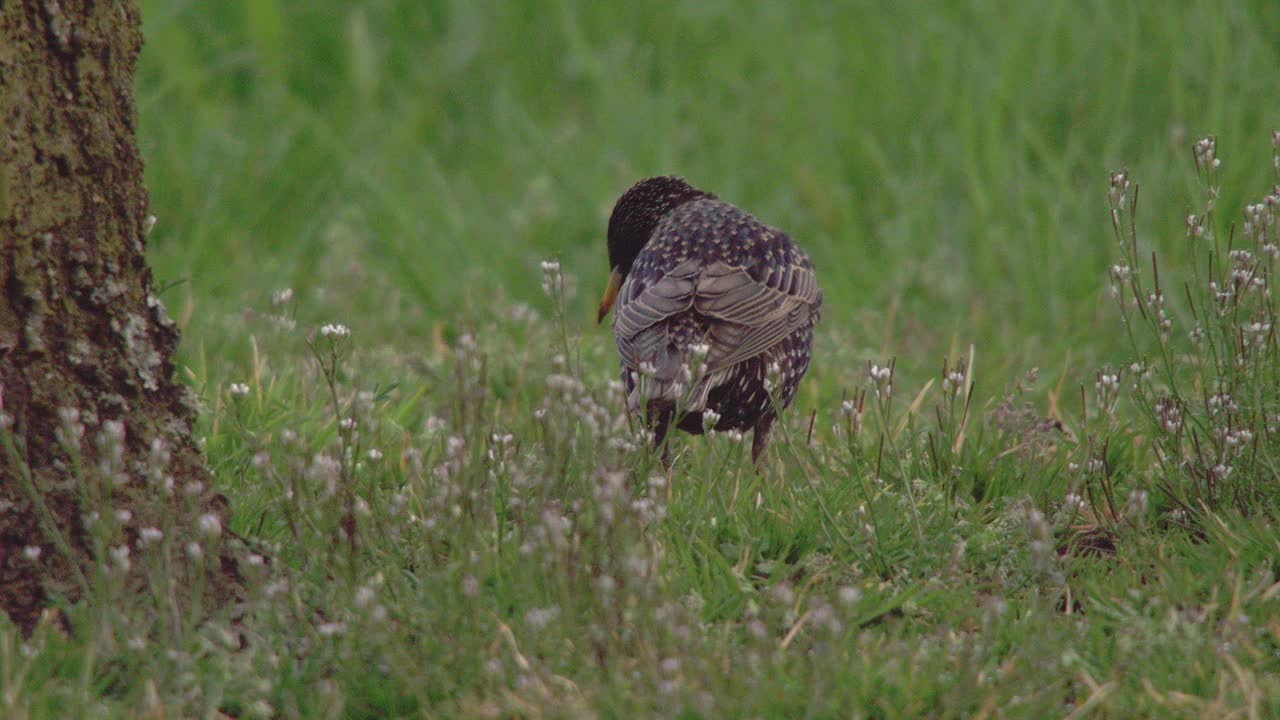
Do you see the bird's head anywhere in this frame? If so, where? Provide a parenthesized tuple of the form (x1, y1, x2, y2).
(597, 176, 711, 322)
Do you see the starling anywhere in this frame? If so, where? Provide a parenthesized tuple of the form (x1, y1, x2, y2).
(596, 176, 822, 462)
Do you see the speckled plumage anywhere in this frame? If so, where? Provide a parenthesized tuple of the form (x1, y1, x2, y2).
(601, 176, 823, 462)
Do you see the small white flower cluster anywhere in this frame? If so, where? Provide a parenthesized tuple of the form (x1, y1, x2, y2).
(869, 362, 892, 399)
(1142, 289, 1172, 337)
(1193, 136, 1220, 172)
(1207, 390, 1236, 415)
(1062, 492, 1087, 515)
(1207, 278, 1235, 315)
(1221, 427, 1254, 454)
(1108, 263, 1133, 298)
(545, 373, 585, 397)
(839, 396, 864, 436)
(1185, 212, 1206, 239)
(1226, 250, 1266, 301)
(229, 382, 250, 397)
(110, 544, 131, 572)
(96, 420, 130, 488)
(869, 364, 891, 384)
(1107, 168, 1136, 251)
(942, 368, 966, 397)
(1273, 130, 1280, 173)
(198, 513, 222, 539)
(1153, 396, 1183, 435)
(1108, 169, 1131, 209)
(1127, 361, 1151, 389)
(1094, 367, 1121, 412)
(320, 323, 351, 338)
(524, 605, 560, 632)
(1024, 508, 1054, 571)
(56, 406, 85, 451)
(455, 332, 478, 360)
(540, 259, 562, 297)
(486, 432, 516, 480)
(1244, 320, 1271, 339)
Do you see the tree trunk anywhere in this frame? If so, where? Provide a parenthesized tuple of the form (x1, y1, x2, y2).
(0, 1, 235, 632)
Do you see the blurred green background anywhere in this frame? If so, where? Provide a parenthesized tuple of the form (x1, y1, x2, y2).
(137, 0, 1280, 397)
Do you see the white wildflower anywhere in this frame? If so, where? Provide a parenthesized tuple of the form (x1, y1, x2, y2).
(197, 513, 222, 539)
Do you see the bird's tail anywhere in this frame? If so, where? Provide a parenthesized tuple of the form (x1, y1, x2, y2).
(627, 343, 725, 417)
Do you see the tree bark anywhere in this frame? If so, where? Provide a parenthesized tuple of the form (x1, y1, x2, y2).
(1, 1, 235, 632)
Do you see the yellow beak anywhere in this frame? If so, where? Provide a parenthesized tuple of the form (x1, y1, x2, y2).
(596, 268, 623, 323)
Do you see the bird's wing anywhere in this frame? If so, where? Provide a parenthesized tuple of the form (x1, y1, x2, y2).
(695, 260, 821, 373)
(613, 258, 702, 374)
(614, 256, 820, 378)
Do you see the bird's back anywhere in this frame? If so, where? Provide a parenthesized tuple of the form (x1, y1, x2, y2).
(627, 199, 813, 285)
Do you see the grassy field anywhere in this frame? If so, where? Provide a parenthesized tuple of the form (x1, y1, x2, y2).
(6, 0, 1280, 717)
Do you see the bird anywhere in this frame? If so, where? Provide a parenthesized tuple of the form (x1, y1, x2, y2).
(596, 176, 822, 463)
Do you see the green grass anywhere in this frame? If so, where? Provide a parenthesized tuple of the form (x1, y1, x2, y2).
(6, 1, 1280, 717)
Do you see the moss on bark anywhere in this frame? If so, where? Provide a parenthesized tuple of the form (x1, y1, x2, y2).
(0, 0, 238, 632)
